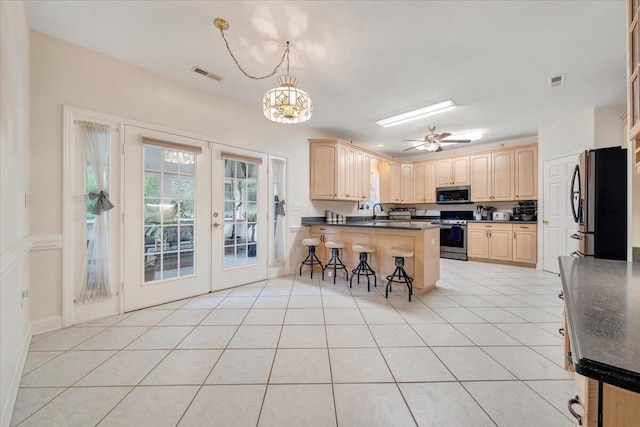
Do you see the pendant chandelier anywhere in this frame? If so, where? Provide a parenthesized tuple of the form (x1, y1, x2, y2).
(214, 18, 313, 124)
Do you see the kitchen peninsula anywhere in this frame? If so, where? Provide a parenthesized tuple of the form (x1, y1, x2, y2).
(301, 218, 440, 295)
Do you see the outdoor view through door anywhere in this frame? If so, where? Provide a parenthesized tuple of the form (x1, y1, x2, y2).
(224, 159, 259, 268)
(143, 146, 196, 282)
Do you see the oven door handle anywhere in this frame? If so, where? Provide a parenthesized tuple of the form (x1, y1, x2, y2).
(439, 225, 453, 229)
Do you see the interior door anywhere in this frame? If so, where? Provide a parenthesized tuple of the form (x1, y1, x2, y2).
(211, 145, 268, 290)
(543, 154, 580, 273)
(123, 126, 211, 311)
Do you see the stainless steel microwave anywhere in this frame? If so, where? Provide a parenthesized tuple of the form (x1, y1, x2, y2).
(436, 186, 472, 204)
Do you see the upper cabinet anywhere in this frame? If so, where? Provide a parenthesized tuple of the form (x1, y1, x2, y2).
(310, 139, 537, 203)
(309, 139, 371, 201)
(412, 161, 436, 203)
(470, 145, 536, 202)
(514, 146, 537, 200)
(435, 156, 470, 187)
(309, 141, 338, 199)
(627, 0, 640, 172)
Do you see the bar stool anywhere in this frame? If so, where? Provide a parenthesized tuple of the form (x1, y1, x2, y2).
(350, 244, 377, 291)
(385, 247, 414, 302)
(300, 238, 323, 278)
(322, 241, 349, 284)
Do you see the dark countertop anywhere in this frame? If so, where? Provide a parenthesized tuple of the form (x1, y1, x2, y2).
(558, 256, 640, 393)
(301, 218, 439, 231)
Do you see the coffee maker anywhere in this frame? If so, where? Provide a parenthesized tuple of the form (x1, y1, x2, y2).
(512, 201, 537, 221)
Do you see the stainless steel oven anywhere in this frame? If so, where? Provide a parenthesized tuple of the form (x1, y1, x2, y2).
(440, 224, 467, 260)
(435, 211, 473, 261)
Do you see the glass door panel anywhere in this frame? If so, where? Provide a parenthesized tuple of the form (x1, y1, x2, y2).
(143, 146, 196, 282)
(212, 146, 268, 290)
(123, 126, 210, 311)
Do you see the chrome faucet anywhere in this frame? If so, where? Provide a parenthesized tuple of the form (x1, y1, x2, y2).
(372, 203, 384, 220)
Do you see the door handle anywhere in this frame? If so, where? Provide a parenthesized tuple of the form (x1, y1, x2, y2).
(212, 222, 222, 228)
(543, 219, 549, 225)
(567, 396, 583, 426)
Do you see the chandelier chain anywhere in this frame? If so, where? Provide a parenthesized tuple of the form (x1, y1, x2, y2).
(218, 28, 290, 80)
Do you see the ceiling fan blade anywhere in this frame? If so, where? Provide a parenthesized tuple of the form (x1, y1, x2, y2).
(402, 139, 427, 142)
(434, 132, 451, 140)
(403, 144, 421, 152)
(442, 139, 472, 143)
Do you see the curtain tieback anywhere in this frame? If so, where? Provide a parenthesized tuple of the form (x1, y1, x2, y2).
(88, 191, 115, 215)
(278, 199, 286, 216)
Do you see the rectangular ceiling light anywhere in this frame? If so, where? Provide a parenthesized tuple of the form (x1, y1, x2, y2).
(376, 99, 457, 127)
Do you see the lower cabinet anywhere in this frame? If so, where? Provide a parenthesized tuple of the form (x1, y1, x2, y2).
(467, 223, 537, 265)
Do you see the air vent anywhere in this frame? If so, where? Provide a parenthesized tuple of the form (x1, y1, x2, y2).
(548, 74, 566, 88)
(192, 66, 223, 82)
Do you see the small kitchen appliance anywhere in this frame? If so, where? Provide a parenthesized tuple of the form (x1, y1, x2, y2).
(492, 211, 511, 221)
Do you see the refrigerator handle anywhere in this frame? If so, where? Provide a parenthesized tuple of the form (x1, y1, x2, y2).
(570, 164, 580, 223)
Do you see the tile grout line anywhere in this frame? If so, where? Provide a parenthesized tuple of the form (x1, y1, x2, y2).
(254, 273, 295, 426)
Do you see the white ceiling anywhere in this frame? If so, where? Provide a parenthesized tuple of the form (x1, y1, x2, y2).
(25, 0, 627, 157)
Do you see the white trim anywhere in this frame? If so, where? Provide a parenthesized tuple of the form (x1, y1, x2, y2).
(289, 226, 302, 233)
(0, 325, 31, 427)
(74, 298, 119, 325)
(0, 237, 31, 280)
(30, 234, 62, 251)
(62, 106, 74, 327)
(30, 315, 63, 335)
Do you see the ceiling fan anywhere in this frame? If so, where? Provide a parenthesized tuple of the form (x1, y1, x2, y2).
(403, 126, 472, 152)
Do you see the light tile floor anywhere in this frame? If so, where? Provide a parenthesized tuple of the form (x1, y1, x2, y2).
(12, 260, 574, 426)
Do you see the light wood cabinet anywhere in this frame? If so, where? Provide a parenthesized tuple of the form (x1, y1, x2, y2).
(470, 150, 515, 202)
(470, 153, 492, 201)
(512, 224, 537, 264)
(413, 161, 436, 203)
(400, 164, 413, 202)
(485, 226, 512, 262)
(514, 146, 538, 199)
(627, 0, 640, 140)
(361, 152, 371, 199)
(309, 142, 338, 199)
(467, 223, 536, 265)
(436, 156, 470, 187)
(379, 161, 414, 203)
(309, 139, 371, 201)
(492, 150, 515, 200)
(468, 227, 490, 258)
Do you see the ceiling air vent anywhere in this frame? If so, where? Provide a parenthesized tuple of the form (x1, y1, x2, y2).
(548, 74, 566, 88)
(192, 66, 223, 82)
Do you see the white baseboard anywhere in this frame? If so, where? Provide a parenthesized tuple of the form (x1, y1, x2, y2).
(0, 325, 31, 427)
(31, 315, 62, 335)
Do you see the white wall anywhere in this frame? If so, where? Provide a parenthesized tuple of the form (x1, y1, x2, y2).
(29, 30, 333, 324)
(594, 104, 625, 148)
(0, 1, 31, 425)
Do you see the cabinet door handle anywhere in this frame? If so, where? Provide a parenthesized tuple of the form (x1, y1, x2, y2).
(570, 233, 582, 240)
(558, 328, 564, 336)
(567, 396, 583, 426)
(567, 351, 573, 366)
(558, 291, 564, 300)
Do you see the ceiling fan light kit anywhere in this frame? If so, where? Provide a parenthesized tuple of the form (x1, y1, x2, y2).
(375, 99, 457, 127)
(214, 17, 313, 124)
(403, 126, 477, 152)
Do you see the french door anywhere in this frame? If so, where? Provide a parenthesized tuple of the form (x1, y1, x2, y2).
(123, 127, 270, 310)
(123, 126, 211, 311)
(211, 144, 268, 290)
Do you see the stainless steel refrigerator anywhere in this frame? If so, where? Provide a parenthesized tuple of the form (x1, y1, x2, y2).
(570, 147, 627, 260)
